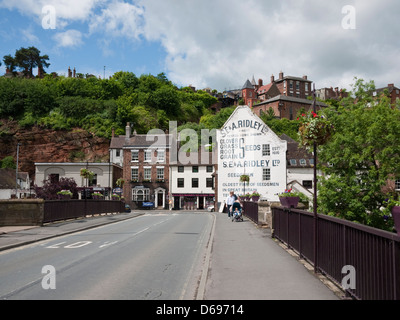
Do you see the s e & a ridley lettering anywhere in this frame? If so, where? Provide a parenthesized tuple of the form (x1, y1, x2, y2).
(220, 119, 269, 138)
(223, 159, 274, 168)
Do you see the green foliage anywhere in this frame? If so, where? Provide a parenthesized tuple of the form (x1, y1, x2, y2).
(318, 78, 400, 231)
(1, 156, 16, 169)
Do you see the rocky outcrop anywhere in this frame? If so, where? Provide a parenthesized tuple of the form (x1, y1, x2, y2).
(0, 120, 110, 182)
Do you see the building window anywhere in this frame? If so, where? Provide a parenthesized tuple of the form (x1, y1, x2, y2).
(116, 149, 120, 157)
(144, 167, 152, 181)
(131, 150, 139, 162)
(290, 159, 297, 166)
(192, 178, 199, 188)
(131, 167, 139, 181)
(263, 168, 271, 181)
(157, 167, 164, 180)
(157, 149, 165, 162)
(296, 81, 299, 90)
(144, 149, 152, 162)
(192, 166, 199, 173)
(299, 159, 307, 166)
(206, 178, 213, 188)
(305, 83, 309, 92)
(262, 144, 270, 156)
(89, 174, 97, 186)
(132, 188, 150, 201)
(178, 166, 184, 173)
(303, 180, 313, 189)
(206, 166, 213, 173)
(289, 81, 293, 89)
(178, 178, 184, 188)
(395, 180, 400, 190)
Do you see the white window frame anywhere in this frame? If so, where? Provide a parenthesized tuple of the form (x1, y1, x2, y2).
(131, 150, 139, 162)
(144, 149, 152, 162)
(263, 168, 271, 181)
(144, 167, 152, 181)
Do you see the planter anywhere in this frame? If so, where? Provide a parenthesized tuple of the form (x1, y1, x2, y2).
(251, 196, 260, 202)
(58, 194, 71, 200)
(392, 206, 400, 235)
(279, 196, 300, 209)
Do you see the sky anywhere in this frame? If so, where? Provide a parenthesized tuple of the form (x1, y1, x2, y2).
(0, 0, 399, 93)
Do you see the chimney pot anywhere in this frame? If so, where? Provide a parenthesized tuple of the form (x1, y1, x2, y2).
(126, 123, 131, 138)
(271, 75, 275, 83)
(279, 71, 284, 80)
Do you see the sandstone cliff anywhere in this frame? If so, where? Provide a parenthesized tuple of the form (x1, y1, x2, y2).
(0, 120, 110, 183)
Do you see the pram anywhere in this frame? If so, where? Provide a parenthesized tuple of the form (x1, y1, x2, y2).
(231, 207, 244, 222)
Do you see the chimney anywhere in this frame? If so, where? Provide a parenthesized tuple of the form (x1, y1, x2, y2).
(73, 67, 76, 78)
(258, 79, 263, 87)
(279, 71, 284, 80)
(6, 68, 10, 74)
(303, 75, 308, 80)
(112, 127, 115, 138)
(388, 83, 394, 88)
(68, 67, 72, 78)
(126, 122, 131, 139)
(271, 74, 275, 83)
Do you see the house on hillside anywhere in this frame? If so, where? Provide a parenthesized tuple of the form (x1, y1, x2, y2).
(0, 168, 31, 199)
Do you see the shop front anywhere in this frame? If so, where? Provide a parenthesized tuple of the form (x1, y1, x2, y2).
(172, 193, 215, 211)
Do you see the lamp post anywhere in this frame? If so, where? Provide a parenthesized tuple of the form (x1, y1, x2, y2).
(312, 84, 319, 273)
(15, 143, 21, 199)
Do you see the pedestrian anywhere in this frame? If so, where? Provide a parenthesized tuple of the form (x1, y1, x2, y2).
(226, 191, 235, 217)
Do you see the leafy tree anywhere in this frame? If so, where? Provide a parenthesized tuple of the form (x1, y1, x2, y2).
(318, 78, 400, 231)
(4, 47, 50, 77)
(34, 177, 78, 200)
(1, 156, 16, 169)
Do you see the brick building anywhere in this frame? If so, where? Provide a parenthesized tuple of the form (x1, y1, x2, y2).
(374, 83, 400, 106)
(110, 123, 171, 209)
(251, 72, 328, 119)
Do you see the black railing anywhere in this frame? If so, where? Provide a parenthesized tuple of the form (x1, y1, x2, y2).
(43, 200, 125, 223)
(243, 201, 258, 224)
(272, 207, 400, 300)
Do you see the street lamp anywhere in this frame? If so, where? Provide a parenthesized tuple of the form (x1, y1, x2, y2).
(15, 143, 21, 199)
(311, 84, 319, 273)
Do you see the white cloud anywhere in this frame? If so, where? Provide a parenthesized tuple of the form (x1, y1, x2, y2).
(89, 1, 144, 40)
(137, 0, 400, 91)
(2, 0, 400, 91)
(53, 29, 83, 48)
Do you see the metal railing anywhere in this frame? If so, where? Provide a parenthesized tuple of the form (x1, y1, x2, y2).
(43, 200, 125, 223)
(243, 201, 258, 224)
(272, 207, 400, 300)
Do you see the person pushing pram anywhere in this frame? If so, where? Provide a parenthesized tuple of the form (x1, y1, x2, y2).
(230, 199, 244, 222)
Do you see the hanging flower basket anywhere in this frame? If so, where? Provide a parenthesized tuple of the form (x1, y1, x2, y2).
(240, 175, 250, 183)
(80, 168, 94, 179)
(298, 111, 334, 147)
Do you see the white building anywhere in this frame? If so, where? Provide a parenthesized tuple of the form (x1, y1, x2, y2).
(0, 169, 31, 199)
(170, 152, 216, 210)
(216, 105, 288, 205)
(34, 162, 122, 198)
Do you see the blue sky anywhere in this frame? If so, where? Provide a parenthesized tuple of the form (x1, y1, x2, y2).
(1, 0, 400, 92)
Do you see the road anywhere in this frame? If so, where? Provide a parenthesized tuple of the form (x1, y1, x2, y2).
(0, 212, 214, 300)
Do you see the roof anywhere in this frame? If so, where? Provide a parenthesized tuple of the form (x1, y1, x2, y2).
(255, 95, 328, 107)
(280, 134, 314, 168)
(242, 79, 254, 90)
(111, 134, 172, 149)
(0, 168, 16, 189)
(275, 75, 312, 83)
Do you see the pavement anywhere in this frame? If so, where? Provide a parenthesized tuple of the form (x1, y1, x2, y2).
(0, 210, 344, 300)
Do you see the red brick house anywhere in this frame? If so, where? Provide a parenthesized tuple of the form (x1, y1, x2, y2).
(110, 123, 171, 209)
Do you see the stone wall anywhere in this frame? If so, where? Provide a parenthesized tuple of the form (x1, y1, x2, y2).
(257, 201, 280, 228)
(0, 200, 45, 226)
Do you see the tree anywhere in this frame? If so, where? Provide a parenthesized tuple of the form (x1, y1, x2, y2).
(34, 177, 78, 200)
(4, 47, 50, 77)
(318, 78, 400, 231)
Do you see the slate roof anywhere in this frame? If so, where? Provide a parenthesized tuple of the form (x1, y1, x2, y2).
(280, 134, 314, 168)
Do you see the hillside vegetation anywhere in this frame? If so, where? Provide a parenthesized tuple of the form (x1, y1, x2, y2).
(0, 71, 219, 138)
